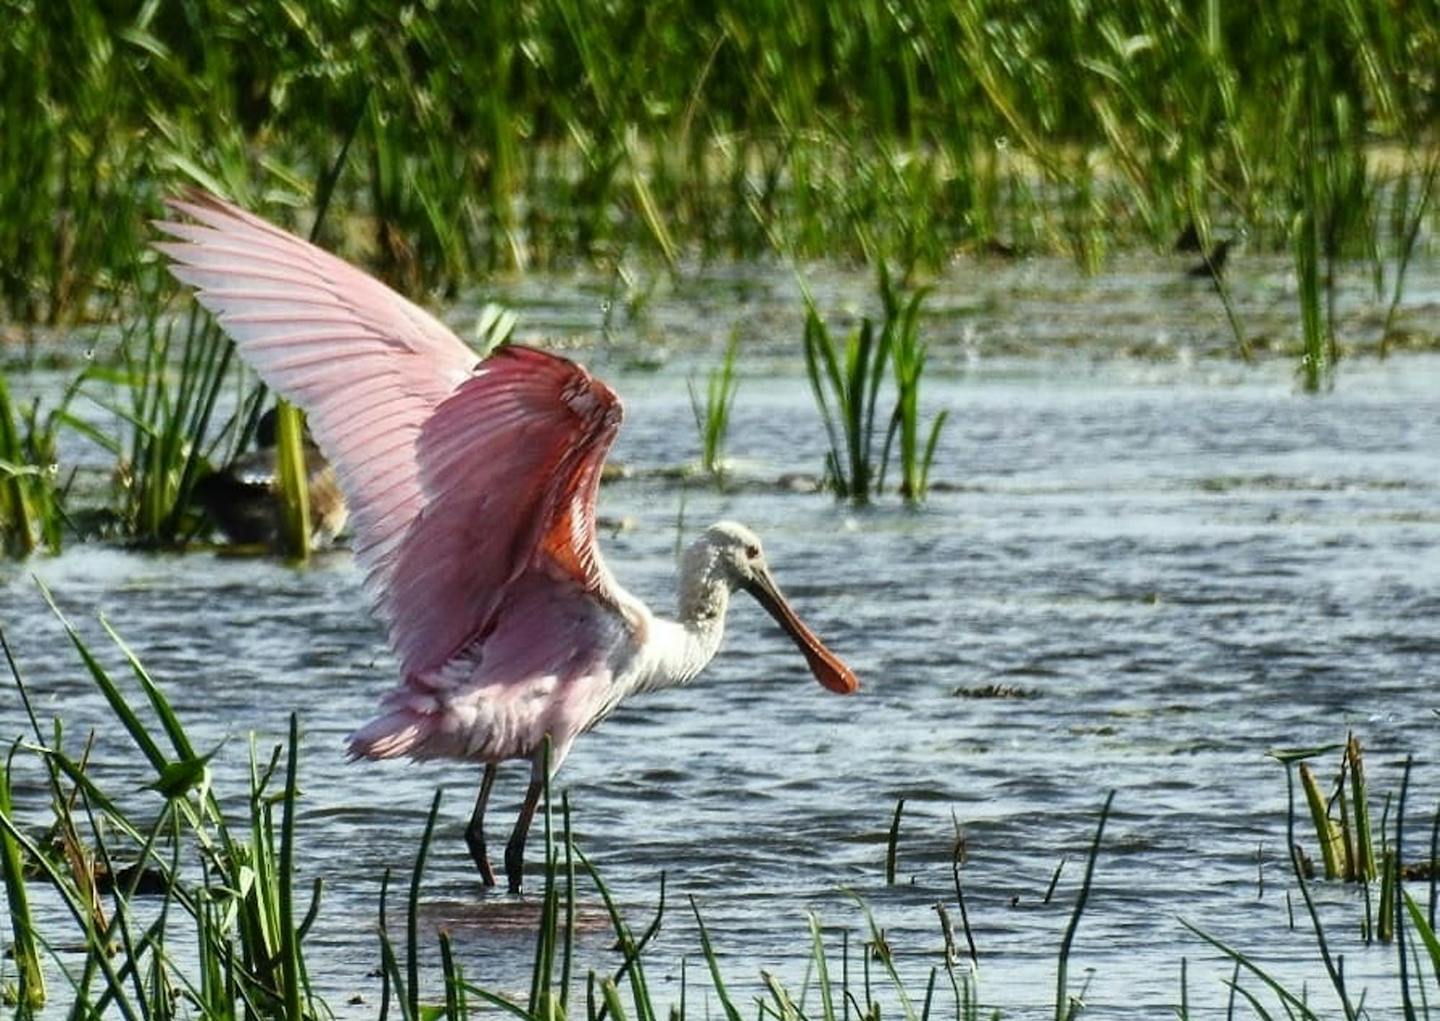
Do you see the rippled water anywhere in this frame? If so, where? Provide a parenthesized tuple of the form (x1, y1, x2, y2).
(3, 256, 1440, 1017)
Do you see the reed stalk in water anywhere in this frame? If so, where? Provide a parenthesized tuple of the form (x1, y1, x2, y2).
(1299, 761, 1346, 880)
(688, 332, 741, 482)
(271, 400, 313, 561)
(0, 734, 45, 1009)
(0, 371, 74, 558)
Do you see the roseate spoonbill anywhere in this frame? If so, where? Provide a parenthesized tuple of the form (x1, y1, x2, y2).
(194, 406, 348, 548)
(156, 191, 859, 893)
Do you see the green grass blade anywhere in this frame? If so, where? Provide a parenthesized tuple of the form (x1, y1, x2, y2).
(843, 892, 916, 1021)
(409, 789, 443, 1019)
(1402, 892, 1440, 988)
(37, 581, 167, 774)
(100, 616, 198, 762)
(1056, 791, 1114, 1021)
(278, 713, 304, 1020)
(689, 896, 744, 1021)
(0, 743, 46, 1008)
(1181, 920, 1319, 1020)
(808, 913, 836, 1021)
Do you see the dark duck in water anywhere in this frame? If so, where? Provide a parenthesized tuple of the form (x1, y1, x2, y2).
(193, 406, 348, 549)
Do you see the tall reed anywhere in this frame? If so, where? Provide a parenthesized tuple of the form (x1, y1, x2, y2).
(5, 0, 1437, 347)
(271, 400, 312, 562)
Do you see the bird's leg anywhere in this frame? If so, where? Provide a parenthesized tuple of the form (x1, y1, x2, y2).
(465, 764, 499, 887)
(503, 766, 545, 894)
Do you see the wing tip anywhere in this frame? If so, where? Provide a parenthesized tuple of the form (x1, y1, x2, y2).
(162, 185, 230, 216)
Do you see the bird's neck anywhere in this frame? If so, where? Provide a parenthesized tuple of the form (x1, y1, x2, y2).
(628, 569, 731, 695)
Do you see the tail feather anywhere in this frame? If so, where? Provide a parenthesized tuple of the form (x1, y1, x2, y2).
(347, 706, 491, 761)
(347, 710, 435, 760)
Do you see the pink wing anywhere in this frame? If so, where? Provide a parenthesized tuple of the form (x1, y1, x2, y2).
(156, 191, 626, 676)
(388, 344, 625, 674)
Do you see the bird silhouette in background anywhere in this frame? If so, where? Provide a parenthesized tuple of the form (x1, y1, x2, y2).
(193, 405, 348, 549)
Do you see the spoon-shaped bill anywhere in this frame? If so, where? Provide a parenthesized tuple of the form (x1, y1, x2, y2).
(745, 566, 859, 694)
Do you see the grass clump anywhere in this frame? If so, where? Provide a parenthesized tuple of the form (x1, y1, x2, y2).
(803, 267, 947, 506)
(1186, 739, 1440, 1017)
(0, 371, 73, 558)
(0, 595, 321, 1017)
(83, 298, 247, 548)
(803, 296, 888, 505)
(1288, 735, 1380, 887)
(688, 332, 741, 482)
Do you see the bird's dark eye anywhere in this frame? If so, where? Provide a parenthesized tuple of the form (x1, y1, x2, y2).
(744, 543, 761, 559)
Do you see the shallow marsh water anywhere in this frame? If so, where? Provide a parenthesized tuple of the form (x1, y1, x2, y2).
(3, 253, 1440, 1016)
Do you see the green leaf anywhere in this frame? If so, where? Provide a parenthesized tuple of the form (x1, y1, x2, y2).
(1403, 891, 1440, 986)
(145, 746, 220, 799)
(1266, 743, 1344, 765)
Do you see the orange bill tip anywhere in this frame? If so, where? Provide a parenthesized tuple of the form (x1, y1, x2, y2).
(746, 567, 860, 695)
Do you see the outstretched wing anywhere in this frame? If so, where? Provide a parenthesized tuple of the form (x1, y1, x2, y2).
(389, 344, 625, 675)
(156, 192, 626, 677)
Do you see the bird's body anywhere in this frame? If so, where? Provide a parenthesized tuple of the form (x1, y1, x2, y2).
(157, 191, 857, 891)
(1186, 239, 1232, 280)
(194, 406, 348, 548)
